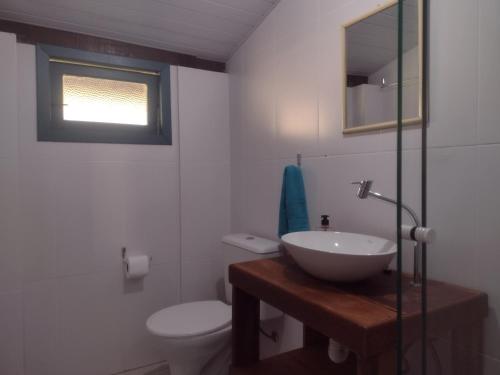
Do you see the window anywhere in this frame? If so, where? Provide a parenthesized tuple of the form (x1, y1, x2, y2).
(36, 44, 172, 145)
(62, 75, 148, 125)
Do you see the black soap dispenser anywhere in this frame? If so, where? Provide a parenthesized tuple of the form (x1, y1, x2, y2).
(320, 215, 331, 231)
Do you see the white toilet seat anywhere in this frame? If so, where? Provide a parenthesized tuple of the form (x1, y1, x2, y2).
(146, 300, 231, 339)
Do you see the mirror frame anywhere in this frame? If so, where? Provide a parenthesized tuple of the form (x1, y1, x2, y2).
(341, 0, 423, 134)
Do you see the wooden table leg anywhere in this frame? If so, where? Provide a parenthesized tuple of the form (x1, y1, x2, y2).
(356, 355, 377, 375)
(377, 350, 397, 375)
(232, 286, 260, 367)
(451, 320, 483, 375)
(357, 350, 396, 375)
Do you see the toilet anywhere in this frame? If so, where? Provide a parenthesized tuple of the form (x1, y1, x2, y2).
(146, 233, 281, 375)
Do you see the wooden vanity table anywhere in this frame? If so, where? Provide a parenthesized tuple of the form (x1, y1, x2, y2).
(229, 257, 487, 375)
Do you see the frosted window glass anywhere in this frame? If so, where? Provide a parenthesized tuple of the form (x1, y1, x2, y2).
(62, 75, 148, 126)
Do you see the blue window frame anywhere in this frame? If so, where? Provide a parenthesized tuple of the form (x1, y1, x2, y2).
(36, 44, 172, 145)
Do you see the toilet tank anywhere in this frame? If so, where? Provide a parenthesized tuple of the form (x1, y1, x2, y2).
(222, 233, 283, 320)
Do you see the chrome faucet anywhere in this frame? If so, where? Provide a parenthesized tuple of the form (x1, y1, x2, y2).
(351, 180, 422, 286)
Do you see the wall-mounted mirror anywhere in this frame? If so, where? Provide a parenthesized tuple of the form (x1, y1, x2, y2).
(342, 0, 422, 134)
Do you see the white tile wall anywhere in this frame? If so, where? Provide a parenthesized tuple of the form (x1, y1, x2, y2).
(0, 32, 24, 375)
(427, 146, 478, 289)
(478, 0, 500, 145)
(0, 159, 21, 294)
(0, 32, 21, 297)
(122, 161, 181, 267)
(18, 159, 59, 283)
(0, 32, 18, 159)
(178, 68, 230, 163)
(0, 35, 230, 375)
(119, 264, 179, 371)
(240, 51, 277, 161)
(228, 0, 500, 371)
(178, 67, 231, 302)
(23, 279, 59, 375)
(275, 35, 319, 158)
(0, 292, 24, 375)
(427, 0, 478, 148)
(56, 273, 123, 375)
(242, 159, 285, 239)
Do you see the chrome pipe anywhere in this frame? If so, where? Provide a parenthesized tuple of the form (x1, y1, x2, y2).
(351, 180, 422, 286)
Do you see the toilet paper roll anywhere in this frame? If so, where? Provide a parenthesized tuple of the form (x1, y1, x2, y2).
(124, 255, 150, 279)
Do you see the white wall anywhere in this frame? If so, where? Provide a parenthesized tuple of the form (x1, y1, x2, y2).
(0, 31, 22, 375)
(0, 35, 230, 375)
(178, 67, 231, 302)
(228, 0, 500, 373)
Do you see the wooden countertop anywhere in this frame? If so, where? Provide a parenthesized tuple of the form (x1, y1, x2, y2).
(229, 256, 488, 358)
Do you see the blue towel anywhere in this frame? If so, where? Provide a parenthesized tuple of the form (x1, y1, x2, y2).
(278, 165, 310, 237)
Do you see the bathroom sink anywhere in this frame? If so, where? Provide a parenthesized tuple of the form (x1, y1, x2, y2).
(281, 231, 396, 282)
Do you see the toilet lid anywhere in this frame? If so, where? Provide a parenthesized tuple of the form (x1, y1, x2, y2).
(146, 300, 231, 338)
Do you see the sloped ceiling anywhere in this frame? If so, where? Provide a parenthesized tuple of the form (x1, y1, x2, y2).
(0, 0, 280, 62)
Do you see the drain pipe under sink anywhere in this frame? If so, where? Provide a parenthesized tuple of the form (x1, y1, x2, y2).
(328, 339, 349, 363)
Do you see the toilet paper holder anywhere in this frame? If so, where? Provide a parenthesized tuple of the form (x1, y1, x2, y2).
(121, 247, 152, 263)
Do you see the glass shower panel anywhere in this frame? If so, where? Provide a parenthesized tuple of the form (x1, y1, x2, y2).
(398, 0, 427, 373)
(398, 0, 493, 374)
(425, 0, 491, 372)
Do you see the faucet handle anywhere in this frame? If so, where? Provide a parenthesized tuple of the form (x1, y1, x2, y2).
(351, 180, 373, 199)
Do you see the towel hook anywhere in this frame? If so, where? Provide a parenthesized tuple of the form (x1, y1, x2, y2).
(297, 153, 302, 167)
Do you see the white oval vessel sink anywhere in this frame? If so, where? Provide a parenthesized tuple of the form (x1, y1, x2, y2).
(281, 231, 396, 282)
